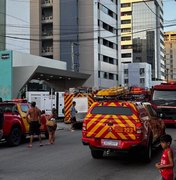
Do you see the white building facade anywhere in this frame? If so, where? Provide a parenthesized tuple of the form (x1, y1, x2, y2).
(122, 62, 152, 88)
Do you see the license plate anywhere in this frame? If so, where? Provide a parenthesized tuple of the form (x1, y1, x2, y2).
(101, 139, 118, 147)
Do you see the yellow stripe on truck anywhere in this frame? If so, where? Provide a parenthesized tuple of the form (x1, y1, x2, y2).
(118, 133, 128, 140)
(87, 115, 110, 136)
(104, 132, 117, 139)
(95, 126, 109, 138)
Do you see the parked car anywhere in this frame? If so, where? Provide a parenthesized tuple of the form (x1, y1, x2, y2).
(82, 101, 165, 162)
(0, 99, 48, 146)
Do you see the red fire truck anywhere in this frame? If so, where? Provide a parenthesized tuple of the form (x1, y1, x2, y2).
(125, 87, 150, 102)
(151, 82, 176, 125)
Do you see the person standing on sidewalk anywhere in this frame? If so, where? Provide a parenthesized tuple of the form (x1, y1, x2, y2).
(70, 101, 77, 131)
(26, 102, 43, 148)
(46, 108, 57, 144)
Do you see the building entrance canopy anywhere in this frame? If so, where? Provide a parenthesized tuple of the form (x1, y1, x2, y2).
(0, 50, 90, 100)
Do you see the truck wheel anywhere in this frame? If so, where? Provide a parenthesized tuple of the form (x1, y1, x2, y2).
(143, 139, 152, 163)
(91, 149, 104, 159)
(7, 127, 22, 146)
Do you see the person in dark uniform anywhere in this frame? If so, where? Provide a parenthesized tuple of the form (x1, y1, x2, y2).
(0, 108, 4, 140)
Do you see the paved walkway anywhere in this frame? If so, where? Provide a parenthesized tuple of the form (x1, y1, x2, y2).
(56, 122, 71, 130)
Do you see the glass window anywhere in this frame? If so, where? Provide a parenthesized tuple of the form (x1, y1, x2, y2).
(152, 90, 176, 101)
(121, 3, 131, 8)
(91, 106, 133, 116)
(122, 53, 131, 58)
(124, 69, 128, 74)
(20, 104, 29, 113)
(109, 73, 114, 80)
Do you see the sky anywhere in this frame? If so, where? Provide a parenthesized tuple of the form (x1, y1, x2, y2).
(164, 0, 176, 32)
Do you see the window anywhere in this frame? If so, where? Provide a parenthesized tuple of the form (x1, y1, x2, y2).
(109, 57, 114, 64)
(103, 56, 108, 62)
(121, 3, 130, 8)
(91, 106, 133, 116)
(109, 73, 114, 80)
(121, 11, 132, 16)
(20, 104, 29, 113)
(121, 36, 131, 41)
(140, 78, 145, 84)
(124, 79, 128, 84)
(121, 28, 131, 33)
(122, 53, 131, 58)
(104, 72, 108, 79)
(121, 20, 131, 24)
(140, 68, 145, 75)
(124, 69, 128, 74)
(98, 71, 101, 78)
(146, 105, 157, 117)
(121, 45, 132, 49)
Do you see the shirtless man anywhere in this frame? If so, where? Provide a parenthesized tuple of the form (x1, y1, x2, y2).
(26, 101, 43, 148)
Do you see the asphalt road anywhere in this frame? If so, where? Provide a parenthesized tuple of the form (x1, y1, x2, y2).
(0, 127, 176, 180)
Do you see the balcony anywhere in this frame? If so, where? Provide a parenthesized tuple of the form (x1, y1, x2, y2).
(42, 31, 53, 39)
(41, 47, 53, 56)
(41, 16, 53, 24)
(41, 0, 53, 7)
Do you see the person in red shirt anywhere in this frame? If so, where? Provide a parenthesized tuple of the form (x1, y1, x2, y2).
(155, 134, 174, 180)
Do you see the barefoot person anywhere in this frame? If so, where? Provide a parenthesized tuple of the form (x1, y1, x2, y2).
(26, 102, 43, 148)
(46, 108, 57, 144)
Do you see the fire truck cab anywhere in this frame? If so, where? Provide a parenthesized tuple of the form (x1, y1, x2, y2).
(151, 82, 176, 125)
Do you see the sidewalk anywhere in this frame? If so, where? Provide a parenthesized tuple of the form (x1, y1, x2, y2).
(56, 122, 71, 130)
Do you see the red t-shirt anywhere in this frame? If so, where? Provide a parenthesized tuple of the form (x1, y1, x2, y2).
(160, 148, 174, 180)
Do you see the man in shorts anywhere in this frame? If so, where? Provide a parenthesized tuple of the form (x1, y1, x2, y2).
(70, 101, 78, 131)
(26, 101, 43, 148)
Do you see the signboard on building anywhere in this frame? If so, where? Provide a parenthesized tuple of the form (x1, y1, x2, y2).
(0, 50, 13, 100)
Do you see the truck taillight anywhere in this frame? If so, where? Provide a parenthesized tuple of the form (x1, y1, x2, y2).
(136, 123, 143, 134)
(82, 123, 87, 131)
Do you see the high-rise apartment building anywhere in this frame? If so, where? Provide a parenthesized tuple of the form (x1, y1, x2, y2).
(30, 0, 119, 89)
(119, 0, 165, 85)
(164, 32, 176, 81)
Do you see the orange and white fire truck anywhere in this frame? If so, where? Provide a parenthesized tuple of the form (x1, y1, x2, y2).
(64, 88, 95, 124)
(82, 87, 165, 162)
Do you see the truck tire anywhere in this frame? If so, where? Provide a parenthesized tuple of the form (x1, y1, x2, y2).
(6, 127, 22, 146)
(143, 138, 152, 163)
(91, 149, 104, 159)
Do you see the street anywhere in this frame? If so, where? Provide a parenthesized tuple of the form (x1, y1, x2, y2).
(0, 126, 176, 180)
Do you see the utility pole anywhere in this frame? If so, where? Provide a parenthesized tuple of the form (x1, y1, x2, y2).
(71, 42, 74, 72)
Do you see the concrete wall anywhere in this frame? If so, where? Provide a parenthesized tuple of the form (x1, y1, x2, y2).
(78, 0, 95, 87)
(12, 51, 66, 70)
(53, 0, 60, 60)
(30, 0, 41, 56)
